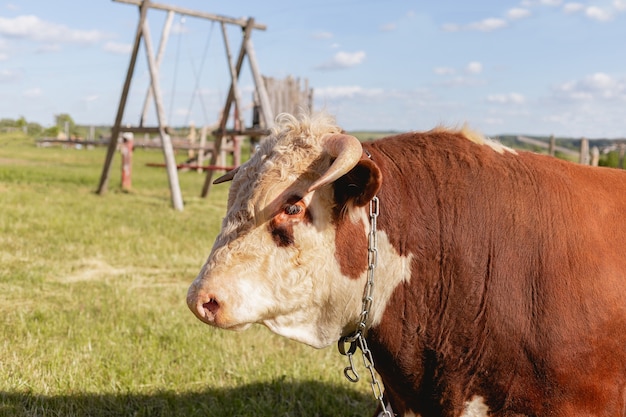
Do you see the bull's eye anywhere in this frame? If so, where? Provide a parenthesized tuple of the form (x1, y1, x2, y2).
(284, 204, 303, 216)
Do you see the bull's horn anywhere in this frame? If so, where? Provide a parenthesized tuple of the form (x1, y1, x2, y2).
(213, 166, 241, 184)
(308, 134, 363, 192)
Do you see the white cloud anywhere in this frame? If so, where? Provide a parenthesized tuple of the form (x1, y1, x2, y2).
(436, 76, 487, 88)
(82, 94, 99, 102)
(171, 22, 190, 35)
(507, 8, 531, 19)
(486, 93, 526, 104)
(316, 85, 384, 100)
(37, 43, 61, 53)
(563, 2, 584, 13)
(468, 18, 508, 31)
(0, 53, 7, 61)
(466, 61, 483, 74)
(23, 87, 42, 98)
(379, 23, 396, 32)
(0, 15, 109, 44)
(315, 51, 366, 70)
(443, 0, 616, 34)
(441, 23, 461, 32)
(434, 67, 455, 75)
(5, 3, 19, 11)
(444, 17, 508, 32)
(585, 6, 613, 21)
(540, 0, 562, 5)
(484, 117, 504, 125)
(521, 0, 556, 6)
(174, 107, 190, 117)
(0, 68, 20, 82)
(312, 31, 333, 40)
(432, 62, 485, 87)
(103, 41, 132, 55)
(554, 73, 626, 101)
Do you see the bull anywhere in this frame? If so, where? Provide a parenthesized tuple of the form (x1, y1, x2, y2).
(187, 112, 626, 417)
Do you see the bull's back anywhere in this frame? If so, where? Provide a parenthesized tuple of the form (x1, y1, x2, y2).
(518, 152, 626, 280)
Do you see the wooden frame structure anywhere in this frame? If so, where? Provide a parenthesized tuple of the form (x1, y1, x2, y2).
(96, 0, 272, 210)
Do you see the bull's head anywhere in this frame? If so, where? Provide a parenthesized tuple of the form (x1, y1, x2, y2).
(186, 113, 382, 348)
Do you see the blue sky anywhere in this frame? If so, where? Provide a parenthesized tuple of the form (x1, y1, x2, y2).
(1, 0, 625, 137)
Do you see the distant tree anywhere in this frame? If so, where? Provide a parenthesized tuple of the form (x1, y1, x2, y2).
(27, 122, 44, 137)
(0, 118, 16, 129)
(43, 125, 60, 137)
(16, 116, 27, 129)
(55, 113, 78, 137)
(599, 151, 620, 168)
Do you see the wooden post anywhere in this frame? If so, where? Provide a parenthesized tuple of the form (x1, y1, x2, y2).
(142, 17, 184, 210)
(140, 10, 174, 127)
(591, 146, 600, 167)
(197, 125, 207, 173)
(233, 136, 241, 167)
(201, 19, 255, 198)
(220, 21, 245, 131)
(549, 134, 555, 157)
(579, 138, 589, 165)
(245, 26, 274, 128)
(121, 132, 134, 190)
(97, 0, 150, 195)
(188, 122, 197, 161)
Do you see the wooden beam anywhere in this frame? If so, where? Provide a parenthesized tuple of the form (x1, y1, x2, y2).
(212, 128, 270, 137)
(221, 21, 245, 131)
(146, 163, 236, 171)
(245, 32, 274, 128)
(201, 18, 255, 198)
(97, 0, 150, 195)
(120, 126, 175, 134)
(113, 0, 267, 30)
(142, 14, 184, 210)
(140, 10, 174, 127)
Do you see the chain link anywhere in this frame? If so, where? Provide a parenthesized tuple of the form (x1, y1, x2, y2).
(337, 196, 393, 417)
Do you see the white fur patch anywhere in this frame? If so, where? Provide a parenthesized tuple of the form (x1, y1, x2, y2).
(368, 229, 414, 329)
(461, 396, 489, 417)
(483, 136, 517, 155)
(460, 126, 517, 155)
(376, 396, 488, 417)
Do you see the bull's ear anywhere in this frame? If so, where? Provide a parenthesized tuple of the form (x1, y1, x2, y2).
(333, 157, 382, 208)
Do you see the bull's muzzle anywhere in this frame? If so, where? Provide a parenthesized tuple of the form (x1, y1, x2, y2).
(186, 283, 220, 325)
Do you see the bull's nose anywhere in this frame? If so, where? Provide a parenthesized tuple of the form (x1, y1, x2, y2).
(187, 286, 220, 324)
(203, 298, 219, 317)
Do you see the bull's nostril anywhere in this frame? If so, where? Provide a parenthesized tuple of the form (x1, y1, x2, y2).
(203, 298, 219, 315)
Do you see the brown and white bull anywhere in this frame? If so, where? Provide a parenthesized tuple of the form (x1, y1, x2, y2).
(187, 112, 626, 417)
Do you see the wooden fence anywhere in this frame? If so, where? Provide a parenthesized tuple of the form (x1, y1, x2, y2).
(253, 76, 313, 127)
(517, 135, 625, 168)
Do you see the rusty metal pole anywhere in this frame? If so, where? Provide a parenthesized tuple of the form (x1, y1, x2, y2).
(121, 132, 134, 191)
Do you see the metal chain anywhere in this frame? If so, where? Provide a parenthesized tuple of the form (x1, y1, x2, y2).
(337, 196, 393, 417)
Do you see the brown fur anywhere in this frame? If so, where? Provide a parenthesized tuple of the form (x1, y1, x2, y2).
(339, 130, 626, 416)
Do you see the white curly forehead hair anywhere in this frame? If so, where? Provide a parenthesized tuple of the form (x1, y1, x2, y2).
(224, 112, 345, 214)
(257, 111, 344, 166)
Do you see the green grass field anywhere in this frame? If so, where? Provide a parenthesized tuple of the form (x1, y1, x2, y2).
(0, 133, 374, 416)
